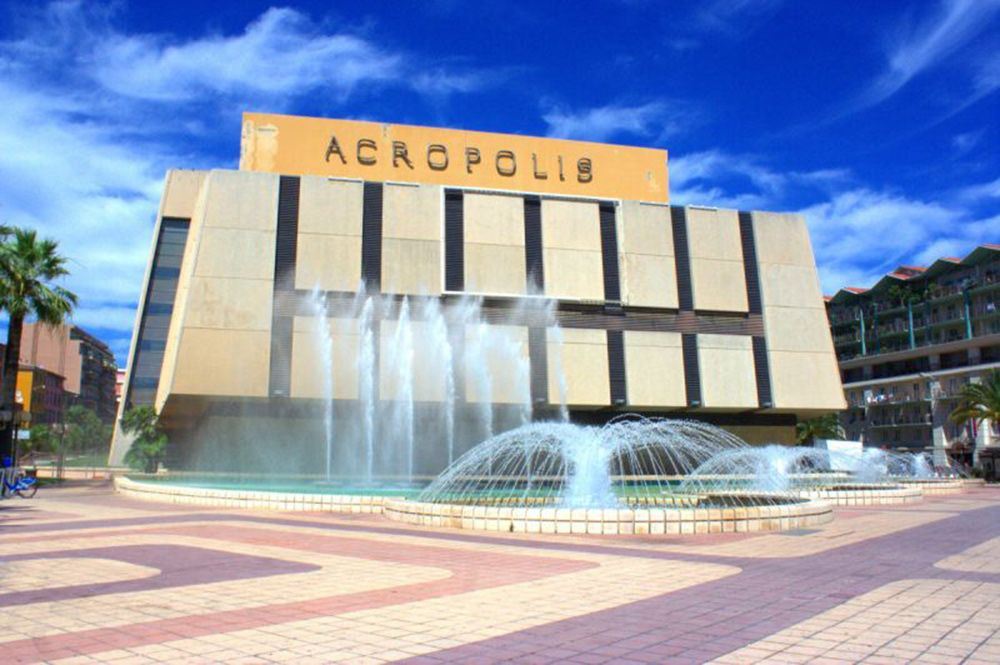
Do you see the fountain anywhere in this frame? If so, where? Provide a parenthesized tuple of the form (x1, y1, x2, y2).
(681, 445, 926, 506)
(382, 417, 834, 534)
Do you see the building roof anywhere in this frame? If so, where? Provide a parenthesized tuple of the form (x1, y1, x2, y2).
(826, 244, 999, 305)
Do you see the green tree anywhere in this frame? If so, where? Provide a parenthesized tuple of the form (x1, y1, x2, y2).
(949, 371, 1000, 433)
(22, 423, 55, 463)
(0, 227, 77, 460)
(63, 405, 112, 455)
(121, 406, 167, 473)
(796, 413, 847, 445)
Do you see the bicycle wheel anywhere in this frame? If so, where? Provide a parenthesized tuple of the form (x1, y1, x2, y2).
(17, 483, 37, 498)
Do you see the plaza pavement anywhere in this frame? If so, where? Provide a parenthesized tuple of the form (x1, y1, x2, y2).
(0, 483, 997, 664)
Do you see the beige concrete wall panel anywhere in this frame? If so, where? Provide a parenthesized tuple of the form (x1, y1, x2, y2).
(294, 233, 362, 292)
(193, 227, 276, 280)
(297, 176, 363, 236)
(686, 208, 743, 260)
(697, 334, 758, 408)
(619, 201, 673, 256)
(759, 263, 825, 309)
(752, 211, 815, 267)
(622, 253, 678, 308)
(543, 248, 604, 301)
(381, 238, 442, 295)
(161, 170, 208, 219)
(202, 170, 280, 231)
(290, 318, 361, 400)
(171, 329, 270, 397)
(541, 199, 601, 251)
(690, 258, 749, 312)
(464, 243, 527, 295)
(769, 351, 847, 410)
(382, 184, 442, 241)
(464, 325, 530, 405)
(463, 193, 525, 246)
(184, 277, 272, 331)
(764, 307, 837, 353)
(379, 320, 446, 402)
(623, 331, 686, 407)
(547, 328, 610, 406)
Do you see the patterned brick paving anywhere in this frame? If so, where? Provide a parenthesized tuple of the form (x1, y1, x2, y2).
(0, 482, 996, 663)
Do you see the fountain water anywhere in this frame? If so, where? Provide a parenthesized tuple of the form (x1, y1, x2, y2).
(416, 416, 786, 508)
(307, 288, 336, 481)
(301, 284, 564, 486)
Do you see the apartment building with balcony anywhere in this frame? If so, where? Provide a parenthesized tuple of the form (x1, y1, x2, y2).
(826, 245, 1000, 467)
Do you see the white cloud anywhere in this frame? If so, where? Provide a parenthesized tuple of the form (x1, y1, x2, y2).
(693, 0, 785, 35)
(0, 2, 493, 364)
(542, 101, 685, 143)
(670, 149, 848, 209)
(857, 0, 1000, 110)
(800, 189, 1000, 294)
(91, 8, 404, 103)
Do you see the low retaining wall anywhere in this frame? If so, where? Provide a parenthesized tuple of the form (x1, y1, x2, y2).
(382, 498, 834, 535)
(115, 477, 385, 513)
(797, 485, 922, 506)
(897, 480, 967, 495)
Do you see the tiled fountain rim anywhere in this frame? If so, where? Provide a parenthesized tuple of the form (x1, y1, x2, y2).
(797, 484, 923, 506)
(115, 477, 386, 513)
(381, 497, 834, 535)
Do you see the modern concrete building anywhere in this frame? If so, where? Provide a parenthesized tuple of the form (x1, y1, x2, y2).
(110, 113, 844, 471)
(18, 323, 118, 423)
(826, 246, 1000, 467)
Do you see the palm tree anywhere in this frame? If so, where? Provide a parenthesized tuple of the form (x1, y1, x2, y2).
(0, 227, 77, 459)
(796, 413, 846, 445)
(949, 371, 1000, 437)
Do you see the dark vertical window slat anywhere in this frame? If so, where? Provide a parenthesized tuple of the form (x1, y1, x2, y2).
(671, 206, 694, 311)
(523, 195, 544, 293)
(124, 218, 190, 408)
(740, 211, 773, 408)
(606, 330, 627, 405)
(599, 203, 621, 303)
(274, 176, 300, 291)
(752, 336, 773, 408)
(528, 327, 548, 408)
(361, 182, 384, 290)
(682, 333, 701, 407)
(270, 175, 300, 397)
(738, 211, 763, 315)
(444, 189, 464, 292)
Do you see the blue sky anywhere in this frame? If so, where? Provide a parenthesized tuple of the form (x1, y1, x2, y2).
(0, 0, 997, 365)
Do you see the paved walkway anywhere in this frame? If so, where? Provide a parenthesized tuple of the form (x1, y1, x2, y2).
(1, 483, 997, 664)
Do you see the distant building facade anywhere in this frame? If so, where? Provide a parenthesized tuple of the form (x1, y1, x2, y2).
(825, 246, 1000, 467)
(18, 323, 118, 423)
(15, 364, 66, 427)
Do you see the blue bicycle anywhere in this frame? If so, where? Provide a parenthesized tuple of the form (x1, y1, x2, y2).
(2, 456, 37, 498)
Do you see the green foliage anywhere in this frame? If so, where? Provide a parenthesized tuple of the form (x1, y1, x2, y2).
(22, 423, 55, 458)
(63, 406, 112, 454)
(121, 406, 167, 473)
(795, 413, 846, 445)
(949, 371, 1000, 428)
(0, 226, 78, 456)
(0, 226, 77, 323)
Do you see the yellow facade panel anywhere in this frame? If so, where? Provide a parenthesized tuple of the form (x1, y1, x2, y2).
(242, 113, 668, 202)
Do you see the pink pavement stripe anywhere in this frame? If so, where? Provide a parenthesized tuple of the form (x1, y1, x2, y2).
(4, 522, 595, 663)
(0, 544, 318, 606)
(401, 500, 1000, 664)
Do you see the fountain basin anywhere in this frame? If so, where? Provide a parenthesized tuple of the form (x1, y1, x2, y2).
(894, 479, 968, 495)
(382, 495, 833, 535)
(796, 484, 922, 506)
(115, 476, 407, 513)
